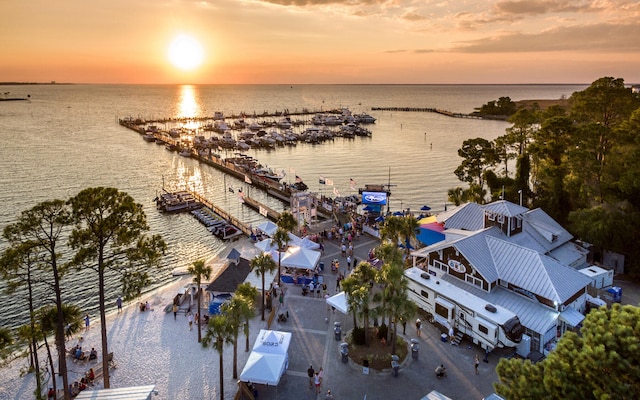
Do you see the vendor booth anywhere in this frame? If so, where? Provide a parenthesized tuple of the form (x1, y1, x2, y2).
(240, 329, 292, 386)
(326, 291, 349, 314)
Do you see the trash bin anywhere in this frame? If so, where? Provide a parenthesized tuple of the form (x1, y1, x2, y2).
(319, 262, 325, 272)
(411, 338, 419, 359)
(340, 342, 349, 363)
(334, 322, 342, 341)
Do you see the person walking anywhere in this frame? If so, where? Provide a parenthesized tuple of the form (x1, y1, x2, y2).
(415, 318, 422, 338)
(475, 354, 480, 375)
(325, 389, 334, 399)
(278, 290, 284, 307)
(173, 303, 178, 320)
(314, 371, 321, 394)
(116, 296, 123, 313)
(307, 365, 315, 389)
(84, 314, 90, 333)
(187, 312, 194, 331)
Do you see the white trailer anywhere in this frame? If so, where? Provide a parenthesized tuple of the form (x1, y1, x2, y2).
(405, 267, 525, 350)
(579, 265, 614, 289)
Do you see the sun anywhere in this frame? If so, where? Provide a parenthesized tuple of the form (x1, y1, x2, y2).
(168, 34, 204, 71)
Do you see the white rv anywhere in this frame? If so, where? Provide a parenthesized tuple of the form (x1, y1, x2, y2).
(405, 267, 525, 350)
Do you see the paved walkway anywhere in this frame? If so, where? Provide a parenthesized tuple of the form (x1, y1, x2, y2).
(252, 220, 502, 400)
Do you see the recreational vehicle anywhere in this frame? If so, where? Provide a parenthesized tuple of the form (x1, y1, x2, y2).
(405, 267, 525, 350)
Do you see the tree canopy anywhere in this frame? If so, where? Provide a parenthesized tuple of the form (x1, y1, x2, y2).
(449, 76, 640, 274)
(494, 304, 640, 400)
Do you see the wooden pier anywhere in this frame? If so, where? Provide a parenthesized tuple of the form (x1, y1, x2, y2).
(242, 196, 281, 221)
(371, 106, 485, 119)
(188, 191, 253, 237)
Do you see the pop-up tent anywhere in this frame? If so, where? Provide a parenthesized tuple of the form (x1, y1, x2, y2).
(280, 246, 321, 270)
(256, 221, 278, 237)
(240, 329, 292, 386)
(326, 291, 348, 314)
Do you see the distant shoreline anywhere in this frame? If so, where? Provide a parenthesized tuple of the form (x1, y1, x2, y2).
(0, 82, 73, 85)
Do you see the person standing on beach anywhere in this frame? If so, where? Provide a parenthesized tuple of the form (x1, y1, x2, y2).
(116, 296, 123, 313)
(84, 314, 90, 332)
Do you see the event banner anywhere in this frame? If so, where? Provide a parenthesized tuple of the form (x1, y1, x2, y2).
(362, 191, 387, 205)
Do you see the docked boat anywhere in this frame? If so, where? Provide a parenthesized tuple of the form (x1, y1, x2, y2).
(142, 133, 156, 142)
(156, 191, 203, 213)
(179, 148, 192, 157)
(253, 167, 284, 182)
(355, 113, 376, 124)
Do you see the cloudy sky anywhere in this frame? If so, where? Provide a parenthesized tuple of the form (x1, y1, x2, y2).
(1, 0, 639, 84)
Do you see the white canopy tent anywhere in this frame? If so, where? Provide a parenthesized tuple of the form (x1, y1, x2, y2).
(254, 233, 302, 253)
(240, 329, 292, 386)
(256, 221, 278, 237)
(326, 291, 348, 314)
(279, 246, 321, 270)
(74, 385, 157, 400)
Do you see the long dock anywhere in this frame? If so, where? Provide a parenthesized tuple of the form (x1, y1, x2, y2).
(188, 191, 253, 237)
(242, 196, 281, 221)
(371, 106, 486, 119)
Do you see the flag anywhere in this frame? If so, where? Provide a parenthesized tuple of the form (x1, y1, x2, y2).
(333, 187, 340, 196)
(350, 178, 357, 191)
(245, 174, 253, 184)
(259, 206, 268, 217)
(319, 176, 326, 185)
(295, 175, 303, 183)
(325, 178, 334, 186)
(228, 184, 234, 193)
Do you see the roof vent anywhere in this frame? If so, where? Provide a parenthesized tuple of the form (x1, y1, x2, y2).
(420, 273, 431, 280)
(485, 304, 497, 313)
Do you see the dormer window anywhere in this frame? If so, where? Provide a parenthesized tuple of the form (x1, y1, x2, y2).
(497, 214, 504, 224)
(488, 212, 496, 221)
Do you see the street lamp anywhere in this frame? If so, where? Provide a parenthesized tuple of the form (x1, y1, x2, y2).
(518, 190, 523, 206)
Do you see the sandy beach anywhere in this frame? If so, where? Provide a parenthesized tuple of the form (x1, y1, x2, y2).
(0, 237, 267, 400)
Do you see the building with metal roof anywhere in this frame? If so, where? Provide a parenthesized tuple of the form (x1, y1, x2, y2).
(410, 200, 593, 356)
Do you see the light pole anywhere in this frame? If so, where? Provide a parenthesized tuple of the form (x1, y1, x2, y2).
(518, 190, 523, 206)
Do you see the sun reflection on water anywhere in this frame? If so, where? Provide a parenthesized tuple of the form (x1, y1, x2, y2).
(177, 85, 201, 131)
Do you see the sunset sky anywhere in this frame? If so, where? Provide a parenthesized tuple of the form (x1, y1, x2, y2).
(1, 0, 639, 84)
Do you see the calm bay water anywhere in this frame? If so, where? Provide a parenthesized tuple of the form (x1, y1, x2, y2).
(0, 84, 587, 329)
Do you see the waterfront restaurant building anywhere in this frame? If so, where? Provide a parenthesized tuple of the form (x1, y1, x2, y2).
(410, 200, 593, 356)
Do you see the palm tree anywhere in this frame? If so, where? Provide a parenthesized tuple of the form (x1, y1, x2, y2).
(379, 216, 403, 246)
(221, 295, 254, 379)
(274, 211, 297, 283)
(373, 243, 403, 327)
(342, 261, 377, 346)
(235, 282, 259, 352)
(271, 228, 289, 286)
(187, 259, 212, 343)
(250, 253, 277, 321)
(399, 216, 419, 260)
(202, 314, 234, 400)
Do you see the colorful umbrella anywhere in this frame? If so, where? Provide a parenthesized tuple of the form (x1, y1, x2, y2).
(416, 216, 445, 245)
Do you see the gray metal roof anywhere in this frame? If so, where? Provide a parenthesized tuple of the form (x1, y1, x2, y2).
(438, 202, 485, 231)
(484, 200, 529, 217)
(522, 208, 573, 253)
